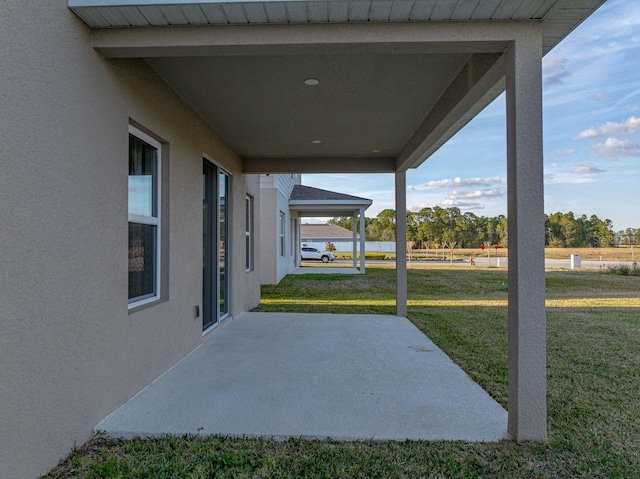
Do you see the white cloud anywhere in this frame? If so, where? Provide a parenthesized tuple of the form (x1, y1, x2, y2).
(441, 198, 485, 210)
(576, 128, 599, 140)
(542, 56, 570, 89)
(572, 164, 606, 175)
(408, 203, 435, 212)
(448, 189, 503, 199)
(576, 116, 640, 139)
(543, 56, 568, 73)
(592, 137, 640, 159)
(424, 176, 502, 188)
(545, 173, 598, 185)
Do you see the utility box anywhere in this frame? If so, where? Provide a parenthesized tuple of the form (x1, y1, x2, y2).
(571, 254, 582, 269)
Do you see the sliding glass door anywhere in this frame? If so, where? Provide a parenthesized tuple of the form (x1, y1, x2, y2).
(203, 159, 230, 332)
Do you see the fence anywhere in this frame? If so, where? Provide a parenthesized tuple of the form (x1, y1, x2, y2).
(301, 240, 396, 253)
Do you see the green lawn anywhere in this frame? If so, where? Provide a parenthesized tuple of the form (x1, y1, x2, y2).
(45, 266, 640, 478)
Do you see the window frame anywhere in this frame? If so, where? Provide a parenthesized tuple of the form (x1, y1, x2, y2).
(128, 125, 162, 308)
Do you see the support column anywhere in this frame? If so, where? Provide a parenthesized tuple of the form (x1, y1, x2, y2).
(296, 219, 301, 267)
(395, 171, 407, 317)
(359, 207, 366, 274)
(505, 29, 547, 441)
(352, 214, 358, 270)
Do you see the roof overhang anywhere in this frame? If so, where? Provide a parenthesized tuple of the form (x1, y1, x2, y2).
(290, 199, 372, 218)
(68, 1, 605, 173)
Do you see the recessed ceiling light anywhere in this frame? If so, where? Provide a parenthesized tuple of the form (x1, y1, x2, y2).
(304, 78, 320, 86)
(372, 149, 380, 153)
(311, 139, 322, 144)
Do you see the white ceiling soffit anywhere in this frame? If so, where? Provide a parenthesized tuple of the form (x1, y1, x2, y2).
(69, 0, 604, 51)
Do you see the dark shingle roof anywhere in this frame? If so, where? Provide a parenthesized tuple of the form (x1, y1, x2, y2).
(290, 185, 371, 202)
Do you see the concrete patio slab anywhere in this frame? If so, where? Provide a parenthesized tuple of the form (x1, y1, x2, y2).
(97, 313, 508, 442)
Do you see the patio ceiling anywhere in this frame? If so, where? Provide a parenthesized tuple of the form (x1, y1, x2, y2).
(146, 51, 471, 161)
(69, 1, 604, 173)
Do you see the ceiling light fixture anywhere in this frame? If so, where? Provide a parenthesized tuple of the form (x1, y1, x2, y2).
(311, 139, 322, 144)
(372, 149, 380, 153)
(304, 78, 320, 86)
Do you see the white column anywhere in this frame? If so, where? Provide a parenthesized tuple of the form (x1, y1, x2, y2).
(395, 171, 407, 317)
(297, 219, 301, 267)
(505, 30, 547, 441)
(352, 214, 358, 270)
(359, 207, 366, 273)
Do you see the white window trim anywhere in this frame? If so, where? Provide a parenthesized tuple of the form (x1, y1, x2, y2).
(128, 125, 162, 309)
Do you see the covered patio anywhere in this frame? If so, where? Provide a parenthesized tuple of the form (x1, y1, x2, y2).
(291, 184, 372, 272)
(97, 312, 507, 441)
(68, 0, 606, 442)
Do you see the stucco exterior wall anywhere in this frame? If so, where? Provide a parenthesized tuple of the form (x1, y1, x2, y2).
(259, 178, 299, 285)
(0, 2, 260, 477)
(259, 188, 278, 284)
(275, 186, 297, 283)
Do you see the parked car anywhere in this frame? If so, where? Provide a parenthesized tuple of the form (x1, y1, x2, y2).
(301, 247, 335, 263)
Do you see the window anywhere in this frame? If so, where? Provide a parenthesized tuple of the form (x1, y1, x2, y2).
(245, 195, 253, 271)
(279, 212, 285, 256)
(128, 126, 161, 306)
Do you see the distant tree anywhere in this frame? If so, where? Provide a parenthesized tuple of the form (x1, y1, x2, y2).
(407, 241, 416, 262)
(496, 215, 509, 248)
(444, 240, 458, 264)
(619, 228, 638, 261)
(348, 208, 621, 249)
(406, 211, 419, 243)
(328, 217, 353, 231)
(483, 240, 492, 260)
(431, 241, 439, 259)
(545, 212, 615, 247)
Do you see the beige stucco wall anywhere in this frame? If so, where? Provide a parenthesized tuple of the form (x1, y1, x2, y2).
(259, 188, 278, 284)
(259, 183, 298, 285)
(0, 2, 260, 477)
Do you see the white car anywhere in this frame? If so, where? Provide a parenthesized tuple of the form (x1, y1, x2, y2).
(301, 247, 335, 263)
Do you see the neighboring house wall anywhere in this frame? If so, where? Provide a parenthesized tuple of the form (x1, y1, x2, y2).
(278, 173, 301, 196)
(260, 173, 275, 189)
(0, 3, 260, 478)
(259, 174, 301, 284)
(259, 187, 278, 284)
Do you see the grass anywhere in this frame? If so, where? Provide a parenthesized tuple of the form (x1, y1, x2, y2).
(326, 247, 638, 262)
(606, 263, 640, 276)
(45, 266, 640, 478)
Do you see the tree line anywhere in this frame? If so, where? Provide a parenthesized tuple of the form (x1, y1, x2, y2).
(328, 207, 639, 248)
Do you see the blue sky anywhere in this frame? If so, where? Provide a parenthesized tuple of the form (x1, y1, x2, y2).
(303, 0, 640, 231)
